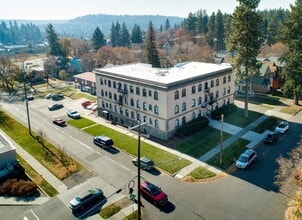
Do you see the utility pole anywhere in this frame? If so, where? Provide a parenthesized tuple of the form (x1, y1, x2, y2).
(220, 114, 224, 164)
(128, 121, 147, 219)
(23, 65, 31, 135)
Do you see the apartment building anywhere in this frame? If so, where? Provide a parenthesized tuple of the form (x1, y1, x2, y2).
(94, 62, 234, 140)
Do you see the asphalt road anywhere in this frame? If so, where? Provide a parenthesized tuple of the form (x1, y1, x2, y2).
(1, 94, 301, 220)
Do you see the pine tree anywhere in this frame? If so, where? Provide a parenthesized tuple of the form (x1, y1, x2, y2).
(165, 19, 171, 31)
(131, 24, 143, 44)
(45, 23, 63, 57)
(227, 0, 262, 117)
(120, 23, 130, 47)
(145, 21, 160, 68)
(279, 0, 302, 105)
(92, 26, 106, 51)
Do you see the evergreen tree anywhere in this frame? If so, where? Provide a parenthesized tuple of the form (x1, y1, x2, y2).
(165, 19, 171, 31)
(120, 23, 130, 47)
(92, 26, 106, 51)
(45, 23, 63, 57)
(215, 10, 225, 51)
(184, 12, 197, 40)
(110, 22, 118, 47)
(279, 0, 302, 105)
(145, 21, 160, 68)
(131, 24, 143, 44)
(207, 12, 216, 48)
(227, 0, 262, 117)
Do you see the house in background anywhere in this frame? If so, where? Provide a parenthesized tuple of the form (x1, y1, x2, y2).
(74, 72, 96, 95)
(70, 57, 82, 73)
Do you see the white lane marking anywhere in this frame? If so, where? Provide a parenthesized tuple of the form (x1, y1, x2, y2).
(30, 209, 39, 220)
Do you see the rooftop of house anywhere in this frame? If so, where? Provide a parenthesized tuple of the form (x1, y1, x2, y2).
(96, 62, 232, 85)
(0, 132, 15, 154)
(74, 71, 96, 82)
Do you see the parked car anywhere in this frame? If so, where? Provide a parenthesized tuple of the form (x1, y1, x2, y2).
(93, 136, 113, 149)
(48, 103, 64, 111)
(26, 95, 34, 101)
(86, 103, 97, 110)
(140, 181, 168, 207)
(69, 188, 103, 211)
(263, 132, 279, 144)
(235, 149, 257, 169)
(53, 118, 66, 127)
(51, 93, 64, 101)
(132, 157, 154, 170)
(45, 93, 52, 99)
(275, 121, 289, 134)
(82, 100, 93, 108)
(67, 110, 80, 119)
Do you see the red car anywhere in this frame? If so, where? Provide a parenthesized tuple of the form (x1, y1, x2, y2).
(81, 101, 93, 108)
(53, 118, 66, 127)
(140, 181, 168, 207)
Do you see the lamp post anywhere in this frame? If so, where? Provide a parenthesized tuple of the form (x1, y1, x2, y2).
(23, 65, 31, 135)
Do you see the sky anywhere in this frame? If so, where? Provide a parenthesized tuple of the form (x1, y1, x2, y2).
(0, 0, 296, 20)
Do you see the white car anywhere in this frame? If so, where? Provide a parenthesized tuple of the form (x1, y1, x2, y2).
(274, 121, 289, 134)
(67, 110, 80, 119)
(236, 149, 257, 169)
(86, 102, 97, 110)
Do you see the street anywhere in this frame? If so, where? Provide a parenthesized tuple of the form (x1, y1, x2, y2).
(0, 94, 300, 220)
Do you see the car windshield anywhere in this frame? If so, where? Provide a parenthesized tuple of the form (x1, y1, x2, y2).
(266, 134, 272, 139)
(238, 155, 248, 163)
(149, 185, 161, 196)
(278, 123, 286, 128)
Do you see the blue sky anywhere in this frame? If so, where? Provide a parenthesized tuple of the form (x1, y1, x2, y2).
(0, 0, 296, 20)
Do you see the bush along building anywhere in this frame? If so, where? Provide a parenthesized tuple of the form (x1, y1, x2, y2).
(94, 62, 234, 140)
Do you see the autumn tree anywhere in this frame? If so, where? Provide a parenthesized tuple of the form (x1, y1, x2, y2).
(0, 55, 19, 93)
(145, 21, 160, 68)
(278, 0, 302, 105)
(227, 0, 262, 117)
(91, 26, 106, 51)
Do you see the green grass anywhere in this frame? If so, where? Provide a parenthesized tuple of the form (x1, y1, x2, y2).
(207, 139, 250, 170)
(175, 127, 232, 158)
(17, 155, 58, 197)
(187, 166, 216, 179)
(67, 117, 96, 129)
(100, 203, 123, 219)
(280, 105, 302, 115)
(236, 93, 284, 106)
(252, 116, 279, 133)
(224, 108, 262, 127)
(70, 122, 192, 175)
(70, 92, 97, 101)
(123, 210, 138, 220)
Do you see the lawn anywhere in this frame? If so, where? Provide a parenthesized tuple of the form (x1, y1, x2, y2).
(174, 127, 232, 158)
(207, 138, 250, 170)
(252, 116, 279, 133)
(223, 108, 263, 127)
(68, 117, 191, 175)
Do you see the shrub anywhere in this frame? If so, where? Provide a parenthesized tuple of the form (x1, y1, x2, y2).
(0, 179, 37, 197)
(176, 117, 209, 136)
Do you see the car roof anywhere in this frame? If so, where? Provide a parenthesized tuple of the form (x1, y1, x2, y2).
(241, 149, 255, 157)
(96, 135, 111, 141)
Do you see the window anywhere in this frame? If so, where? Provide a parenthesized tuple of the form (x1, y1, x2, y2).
(148, 90, 152, 96)
(175, 119, 179, 128)
(205, 82, 208, 89)
(223, 76, 226, 84)
(192, 86, 196, 94)
(136, 100, 141, 108)
(131, 111, 135, 119)
(136, 87, 140, 95)
(130, 98, 134, 106)
(198, 83, 202, 92)
(109, 92, 112, 99)
(175, 105, 179, 114)
(100, 78, 103, 85)
(106, 102, 108, 108)
(149, 118, 153, 125)
(105, 91, 108, 97)
(114, 93, 117, 100)
(125, 109, 129, 117)
(120, 107, 123, 115)
(182, 116, 186, 125)
(124, 84, 127, 92)
(137, 113, 141, 121)
(192, 99, 196, 107)
(102, 101, 105, 107)
(211, 80, 214, 88)
(174, 91, 179, 100)
(143, 88, 147, 97)
(198, 109, 201, 117)
(198, 97, 202, 105)
(227, 86, 231, 94)
(182, 88, 186, 97)
(113, 81, 116, 88)
(154, 105, 159, 114)
(117, 82, 122, 89)
(149, 104, 152, 111)
(192, 112, 195, 120)
(223, 88, 226, 96)
(216, 79, 219, 86)
(228, 75, 231, 82)
(108, 80, 111, 87)
(216, 91, 219, 99)
(130, 85, 134, 93)
(104, 79, 107, 85)
(155, 119, 159, 128)
(101, 89, 104, 96)
(143, 102, 147, 110)
(114, 105, 117, 112)
(124, 96, 128, 105)
(109, 103, 112, 109)
(182, 102, 186, 111)
(143, 116, 147, 122)
(154, 91, 158, 100)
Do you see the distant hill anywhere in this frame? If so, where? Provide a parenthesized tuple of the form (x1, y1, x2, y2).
(13, 14, 184, 39)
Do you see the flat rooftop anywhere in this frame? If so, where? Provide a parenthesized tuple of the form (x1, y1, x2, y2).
(96, 62, 232, 85)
